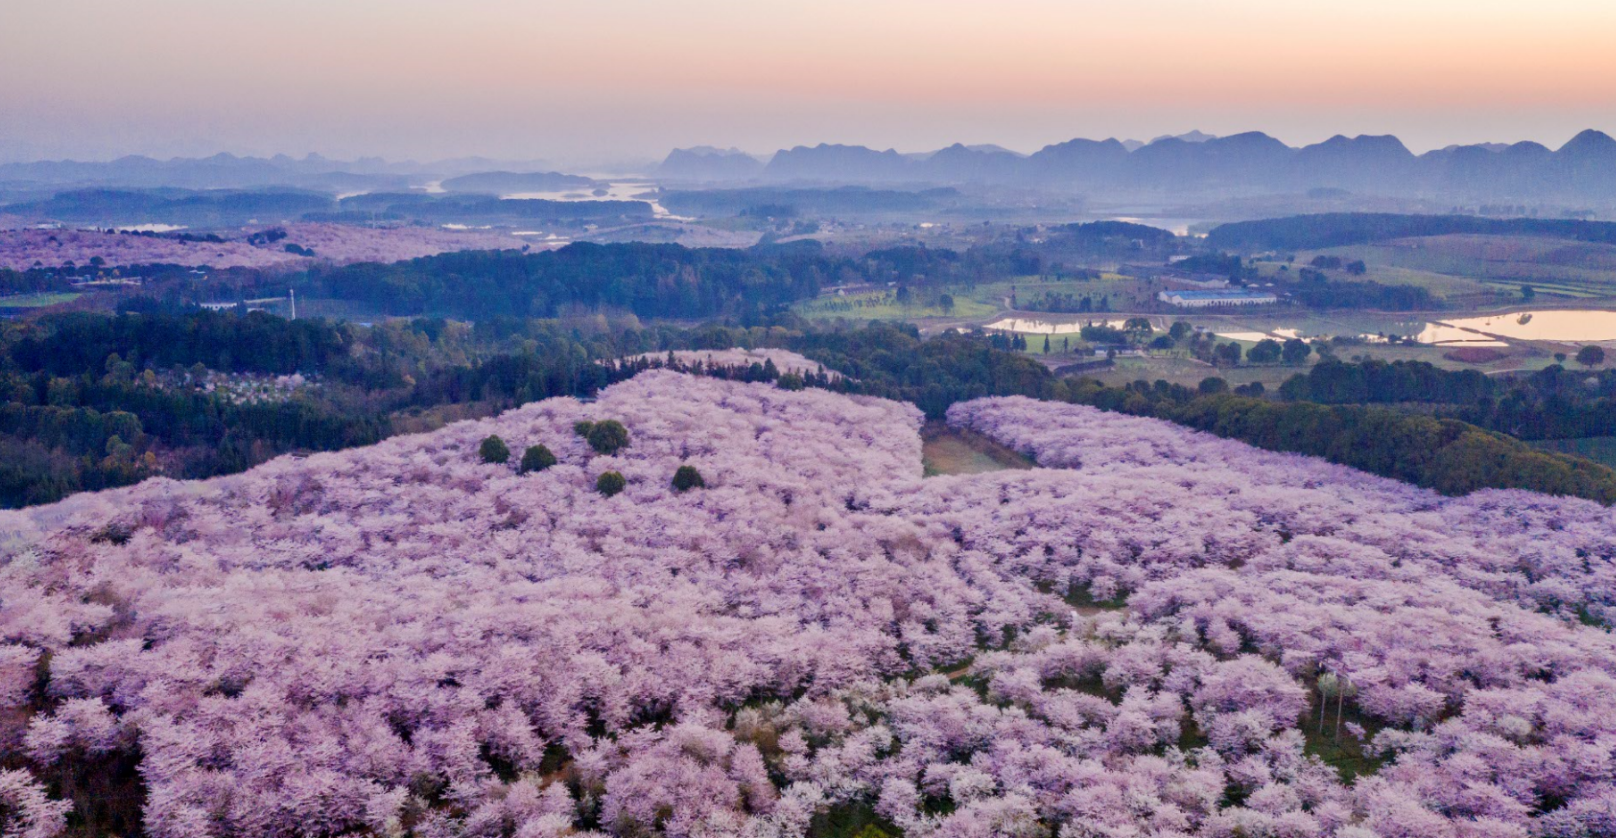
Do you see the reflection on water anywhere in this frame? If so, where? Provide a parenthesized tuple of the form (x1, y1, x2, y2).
(984, 310, 1616, 347)
(504, 180, 689, 220)
(1410, 323, 1508, 347)
(112, 224, 187, 233)
(986, 318, 1124, 334)
(1436, 310, 1616, 342)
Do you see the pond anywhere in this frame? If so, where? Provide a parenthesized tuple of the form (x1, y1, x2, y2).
(1434, 310, 1616, 343)
(986, 318, 1126, 334)
(985, 310, 1616, 347)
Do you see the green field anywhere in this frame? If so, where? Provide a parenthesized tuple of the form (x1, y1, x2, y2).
(0, 292, 81, 308)
(1085, 355, 1305, 388)
(1300, 234, 1616, 300)
(922, 423, 1035, 476)
(796, 290, 997, 321)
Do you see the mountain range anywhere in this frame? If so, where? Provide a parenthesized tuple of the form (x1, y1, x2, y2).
(659, 130, 1616, 200)
(0, 152, 559, 192)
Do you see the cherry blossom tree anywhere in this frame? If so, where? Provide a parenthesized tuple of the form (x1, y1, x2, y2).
(0, 370, 1613, 837)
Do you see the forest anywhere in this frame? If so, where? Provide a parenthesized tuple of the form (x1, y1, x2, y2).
(1064, 376, 1616, 503)
(6, 304, 1616, 509)
(1279, 357, 1616, 440)
(279, 242, 837, 320)
(0, 309, 693, 506)
(1206, 212, 1616, 251)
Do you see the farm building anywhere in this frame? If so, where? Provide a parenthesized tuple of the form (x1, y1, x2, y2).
(1158, 289, 1277, 308)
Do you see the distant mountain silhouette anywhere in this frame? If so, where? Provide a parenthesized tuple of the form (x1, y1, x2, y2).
(672, 130, 1616, 199)
(763, 144, 913, 182)
(656, 147, 765, 181)
(0, 153, 560, 192)
(1149, 130, 1218, 144)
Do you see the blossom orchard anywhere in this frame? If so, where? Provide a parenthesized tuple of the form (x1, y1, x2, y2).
(1, 364, 1614, 838)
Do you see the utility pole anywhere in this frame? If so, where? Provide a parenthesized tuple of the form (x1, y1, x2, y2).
(289, 288, 296, 320)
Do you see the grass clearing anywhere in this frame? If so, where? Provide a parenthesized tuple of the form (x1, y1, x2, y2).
(0, 292, 82, 308)
(809, 804, 897, 838)
(1301, 704, 1387, 784)
(1309, 234, 1616, 298)
(1084, 355, 1309, 389)
(921, 422, 1035, 476)
(797, 290, 997, 322)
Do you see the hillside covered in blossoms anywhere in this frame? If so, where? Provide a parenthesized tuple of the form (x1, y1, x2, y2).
(0, 224, 537, 272)
(4, 362, 1616, 838)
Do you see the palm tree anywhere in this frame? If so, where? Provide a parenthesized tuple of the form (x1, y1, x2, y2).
(1316, 672, 1339, 735)
(1335, 676, 1357, 741)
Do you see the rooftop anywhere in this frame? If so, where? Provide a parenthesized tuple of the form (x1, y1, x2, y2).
(1162, 289, 1276, 300)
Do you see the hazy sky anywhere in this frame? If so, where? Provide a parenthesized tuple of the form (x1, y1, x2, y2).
(3, 0, 1614, 167)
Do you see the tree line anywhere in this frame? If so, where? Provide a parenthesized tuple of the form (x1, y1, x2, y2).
(6, 304, 1616, 508)
(1064, 377, 1616, 503)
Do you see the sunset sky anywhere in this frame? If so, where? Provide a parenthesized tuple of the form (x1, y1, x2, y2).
(3, 0, 1614, 166)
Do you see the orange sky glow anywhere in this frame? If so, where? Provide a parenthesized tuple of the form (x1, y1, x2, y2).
(3, 0, 1613, 165)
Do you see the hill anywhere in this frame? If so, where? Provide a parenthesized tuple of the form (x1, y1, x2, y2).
(656, 147, 766, 182)
(3, 370, 1616, 837)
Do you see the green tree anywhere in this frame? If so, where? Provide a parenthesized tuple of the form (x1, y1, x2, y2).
(776, 372, 805, 391)
(671, 465, 706, 492)
(596, 471, 626, 497)
(1198, 377, 1229, 395)
(1520, 284, 1536, 301)
(1214, 342, 1242, 367)
(479, 435, 510, 464)
(1577, 345, 1606, 368)
(586, 419, 630, 454)
(573, 420, 595, 437)
(1281, 338, 1313, 365)
(1247, 339, 1282, 364)
(520, 444, 557, 474)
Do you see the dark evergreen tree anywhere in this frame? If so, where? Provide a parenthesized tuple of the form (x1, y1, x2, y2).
(520, 444, 557, 474)
(479, 435, 510, 464)
(671, 465, 706, 493)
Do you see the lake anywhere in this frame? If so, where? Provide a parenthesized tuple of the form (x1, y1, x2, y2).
(502, 180, 689, 220)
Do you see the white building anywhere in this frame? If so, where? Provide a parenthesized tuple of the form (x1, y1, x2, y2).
(1158, 289, 1277, 308)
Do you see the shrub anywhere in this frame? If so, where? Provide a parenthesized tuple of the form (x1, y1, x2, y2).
(596, 471, 626, 497)
(520, 444, 557, 474)
(671, 465, 706, 492)
(573, 421, 595, 437)
(479, 435, 510, 464)
(587, 420, 631, 455)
